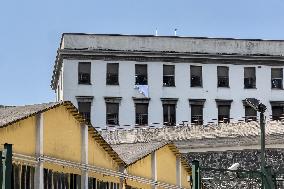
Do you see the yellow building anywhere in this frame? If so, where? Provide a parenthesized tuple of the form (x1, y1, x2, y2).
(112, 142, 191, 189)
(0, 101, 191, 189)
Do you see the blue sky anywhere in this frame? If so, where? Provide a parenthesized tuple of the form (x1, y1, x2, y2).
(1, 0, 284, 105)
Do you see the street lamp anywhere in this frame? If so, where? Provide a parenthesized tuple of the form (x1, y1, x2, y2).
(245, 98, 275, 189)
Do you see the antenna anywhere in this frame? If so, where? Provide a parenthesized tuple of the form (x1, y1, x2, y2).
(174, 28, 178, 36)
(155, 28, 158, 36)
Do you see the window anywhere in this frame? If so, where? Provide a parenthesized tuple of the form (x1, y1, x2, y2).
(244, 67, 256, 88)
(106, 103, 119, 125)
(135, 104, 148, 125)
(163, 65, 175, 86)
(190, 65, 202, 87)
(272, 106, 283, 120)
(78, 62, 91, 84)
(135, 64, 148, 85)
(76, 96, 93, 124)
(245, 106, 257, 122)
(216, 99, 232, 123)
(191, 105, 203, 125)
(217, 66, 229, 87)
(163, 104, 176, 126)
(78, 102, 91, 124)
(161, 98, 177, 126)
(189, 99, 205, 125)
(271, 68, 283, 89)
(106, 63, 119, 85)
(218, 105, 230, 123)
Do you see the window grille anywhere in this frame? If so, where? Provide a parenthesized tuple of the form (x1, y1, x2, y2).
(78, 62, 91, 84)
(190, 65, 202, 87)
(217, 66, 229, 87)
(78, 102, 91, 124)
(218, 105, 230, 123)
(106, 63, 119, 85)
(163, 104, 176, 126)
(106, 103, 119, 125)
(191, 105, 203, 125)
(135, 103, 148, 125)
(135, 64, 148, 85)
(244, 67, 256, 88)
(163, 65, 175, 86)
(271, 68, 283, 89)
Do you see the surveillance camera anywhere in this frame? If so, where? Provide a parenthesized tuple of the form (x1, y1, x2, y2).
(228, 163, 240, 171)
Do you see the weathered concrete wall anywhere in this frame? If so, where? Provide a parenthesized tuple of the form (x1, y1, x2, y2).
(62, 34, 284, 56)
(186, 149, 284, 189)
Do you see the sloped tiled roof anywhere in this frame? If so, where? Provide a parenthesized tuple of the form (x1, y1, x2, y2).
(111, 141, 169, 165)
(112, 141, 191, 174)
(0, 101, 125, 166)
(0, 102, 65, 128)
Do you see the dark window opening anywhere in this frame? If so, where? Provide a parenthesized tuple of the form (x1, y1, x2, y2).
(135, 64, 148, 85)
(217, 66, 229, 87)
(163, 104, 176, 126)
(191, 105, 203, 125)
(218, 105, 230, 123)
(78, 62, 91, 84)
(78, 102, 91, 124)
(106, 103, 119, 125)
(271, 68, 283, 89)
(135, 103, 148, 125)
(245, 106, 257, 122)
(244, 67, 256, 88)
(272, 106, 284, 121)
(106, 63, 119, 85)
(163, 65, 175, 86)
(190, 65, 202, 87)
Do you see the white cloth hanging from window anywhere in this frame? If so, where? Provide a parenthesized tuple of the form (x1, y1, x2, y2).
(134, 85, 149, 97)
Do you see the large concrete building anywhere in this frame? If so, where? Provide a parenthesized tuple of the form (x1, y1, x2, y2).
(51, 33, 284, 128)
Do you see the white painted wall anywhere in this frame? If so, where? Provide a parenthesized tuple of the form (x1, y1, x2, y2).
(59, 59, 284, 128)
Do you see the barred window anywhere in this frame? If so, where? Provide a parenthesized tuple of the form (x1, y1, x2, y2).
(244, 67, 256, 88)
(78, 102, 91, 124)
(218, 105, 230, 123)
(106, 103, 119, 125)
(271, 68, 283, 89)
(217, 66, 229, 87)
(191, 65, 202, 87)
(191, 105, 203, 125)
(163, 65, 175, 86)
(135, 103, 148, 125)
(106, 63, 119, 85)
(78, 62, 91, 84)
(135, 64, 148, 85)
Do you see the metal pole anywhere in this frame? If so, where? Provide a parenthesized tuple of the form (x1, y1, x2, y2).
(192, 160, 200, 189)
(4, 144, 12, 189)
(260, 111, 265, 176)
(0, 151, 2, 188)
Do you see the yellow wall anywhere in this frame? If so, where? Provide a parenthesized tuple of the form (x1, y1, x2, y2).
(156, 146, 177, 186)
(126, 155, 152, 189)
(43, 106, 82, 163)
(181, 166, 191, 188)
(88, 132, 119, 171)
(0, 117, 36, 156)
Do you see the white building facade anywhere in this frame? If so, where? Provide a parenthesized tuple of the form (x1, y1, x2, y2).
(51, 34, 284, 128)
